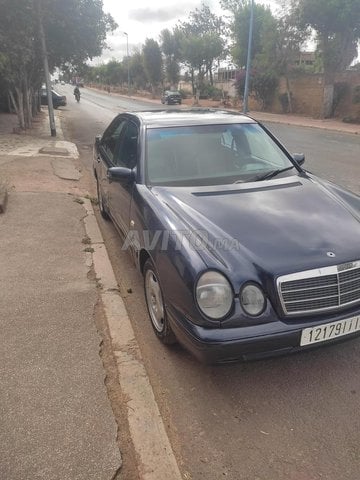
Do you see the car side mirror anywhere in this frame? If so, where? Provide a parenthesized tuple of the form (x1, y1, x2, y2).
(107, 167, 135, 184)
(292, 153, 305, 166)
(95, 134, 102, 147)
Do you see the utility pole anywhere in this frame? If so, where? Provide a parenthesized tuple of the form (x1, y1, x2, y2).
(35, 0, 56, 136)
(243, 0, 254, 114)
(123, 32, 130, 96)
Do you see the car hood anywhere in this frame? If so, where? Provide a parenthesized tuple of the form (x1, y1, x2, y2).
(152, 175, 360, 275)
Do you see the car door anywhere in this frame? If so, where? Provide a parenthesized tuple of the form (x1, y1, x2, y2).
(96, 116, 127, 214)
(108, 119, 139, 235)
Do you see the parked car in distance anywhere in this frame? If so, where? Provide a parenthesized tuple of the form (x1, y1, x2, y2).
(161, 90, 182, 105)
(93, 109, 360, 363)
(41, 88, 67, 108)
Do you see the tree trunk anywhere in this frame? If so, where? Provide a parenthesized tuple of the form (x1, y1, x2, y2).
(209, 63, 213, 86)
(322, 76, 335, 119)
(285, 75, 293, 114)
(190, 69, 195, 95)
(321, 35, 335, 119)
(9, 89, 25, 130)
(23, 76, 32, 130)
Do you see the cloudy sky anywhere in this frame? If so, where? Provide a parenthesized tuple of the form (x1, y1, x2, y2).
(95, 0, 279, 64)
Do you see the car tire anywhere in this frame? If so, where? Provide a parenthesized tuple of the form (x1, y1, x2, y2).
(144, 259, 177, 345)
(97, 178, 109, 220)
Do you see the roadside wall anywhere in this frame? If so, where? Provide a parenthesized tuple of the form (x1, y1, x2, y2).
(247, 71, 360, 121)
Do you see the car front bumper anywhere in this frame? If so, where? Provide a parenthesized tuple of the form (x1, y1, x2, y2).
(167, 306, 360, 364)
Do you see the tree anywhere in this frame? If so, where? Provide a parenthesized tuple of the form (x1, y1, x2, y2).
(160, 29, 181, 87)
(0, 0, 116, 128)
(43, 0, 117, 69)
(179, 4, 226, 88)
(291, 0, 360, 117)
(142, 39, 163, 96)
(129, 51, 147, 90)
(222, 0, 277, 67)
(0, 0, 41, 128)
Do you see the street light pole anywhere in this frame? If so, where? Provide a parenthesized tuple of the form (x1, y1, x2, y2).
(243, 0, 254, 114)
(123, 32, 130, 96)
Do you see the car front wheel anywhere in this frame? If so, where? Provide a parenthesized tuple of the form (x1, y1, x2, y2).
(144, 259, 176, 344)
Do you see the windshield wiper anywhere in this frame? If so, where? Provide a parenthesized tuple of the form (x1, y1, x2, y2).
(248, 165, 295, 182)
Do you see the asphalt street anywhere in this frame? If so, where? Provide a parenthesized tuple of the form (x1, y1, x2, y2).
(59, 85, 360, 480)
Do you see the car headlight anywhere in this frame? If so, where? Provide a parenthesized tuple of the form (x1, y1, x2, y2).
(196, 271, 233, 319)
(240, 283, 266, 316)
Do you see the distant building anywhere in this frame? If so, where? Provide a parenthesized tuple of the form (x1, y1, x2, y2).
(216, 68, 239, 82)
(294, 52, 316, 67)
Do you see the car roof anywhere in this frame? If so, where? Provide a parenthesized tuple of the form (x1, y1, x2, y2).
(127, 109, 257, 128)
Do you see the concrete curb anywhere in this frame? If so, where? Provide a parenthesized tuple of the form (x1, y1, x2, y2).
(81, 199, 183, 480)
(0, 189, 8, 214)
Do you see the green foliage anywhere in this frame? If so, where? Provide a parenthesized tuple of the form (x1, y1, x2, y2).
(0, 0, 116, 126)
(353, 86, 360, 104)
(129, 51, 147, 89)
(178, 89, 188, 99)
(252, 70, 279, 110)
(295, 0, 360, 75)
(143, 39, 163, 89)
(43, 0, 117, 69)
(177, 4, 226, 88)
(200, 84, 223, 100)
(160, 29, 181, 85)
(332, 82, 350, 115)
(224, 2, 277, 68)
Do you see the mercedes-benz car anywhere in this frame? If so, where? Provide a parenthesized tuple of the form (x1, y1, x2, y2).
(93, 109, 360, 363)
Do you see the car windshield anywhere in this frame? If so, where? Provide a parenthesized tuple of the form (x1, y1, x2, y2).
(146, 123, 295, 186)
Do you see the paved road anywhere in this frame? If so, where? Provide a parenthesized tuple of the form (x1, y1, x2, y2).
(60, 86, 360, 480)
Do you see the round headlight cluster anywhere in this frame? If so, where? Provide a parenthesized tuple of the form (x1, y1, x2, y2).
(240, 283, 266, 316)
(196, 271, 233, 319)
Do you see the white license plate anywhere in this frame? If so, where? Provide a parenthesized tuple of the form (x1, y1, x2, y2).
(300, 315, 360, 346)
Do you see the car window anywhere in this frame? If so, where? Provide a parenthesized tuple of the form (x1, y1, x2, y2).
(146, 123, 293, 186)
(116, 121, 139, 168)
(101, 117, 127, 164)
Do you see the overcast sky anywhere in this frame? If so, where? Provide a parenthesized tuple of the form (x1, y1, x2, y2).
(94, 0, 279, 64)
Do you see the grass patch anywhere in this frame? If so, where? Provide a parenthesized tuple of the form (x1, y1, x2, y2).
(82, 235, 91, 245)
(83, 247, 94, 253)
(74, 197, 84, 205)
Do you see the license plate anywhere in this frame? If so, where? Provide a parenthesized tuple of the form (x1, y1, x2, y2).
(300, 315, 360, 346)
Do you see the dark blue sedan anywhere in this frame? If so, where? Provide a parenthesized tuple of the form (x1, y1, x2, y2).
(93, 109, 360, 363)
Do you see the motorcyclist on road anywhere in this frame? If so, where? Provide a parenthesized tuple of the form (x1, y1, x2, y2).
(73, 85, 80, 101)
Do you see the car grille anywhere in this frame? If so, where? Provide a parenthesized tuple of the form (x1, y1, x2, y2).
(277, 261, 360, 315)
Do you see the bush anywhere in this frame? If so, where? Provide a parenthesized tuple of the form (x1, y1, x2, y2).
(200, 84, 223, 101)
(252, 72, 279, 111)
(178, 89, 188, 99)
(342, 115, 360, 124)
(353, 85, 360, 104)
(332, 82, 350, 116)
